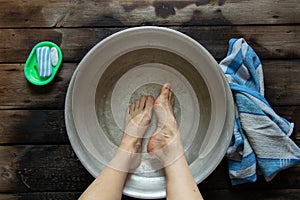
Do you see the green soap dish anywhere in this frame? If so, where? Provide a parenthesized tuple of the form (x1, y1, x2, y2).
(24, 41, 62, 86)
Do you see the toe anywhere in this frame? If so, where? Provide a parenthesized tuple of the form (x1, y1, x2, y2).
(168, 88, 173, 101)
(134, 99, 140, 112)
(129, 102, 135, 115)
(139, 95, 147, 110)
(145, 96, 154, 110)
(125, 106, 131, 124)
(169, 90, 175, 107)
(159, 83, 171, 99)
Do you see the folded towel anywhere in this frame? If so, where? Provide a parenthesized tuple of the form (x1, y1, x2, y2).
(36, 46, 52, 78)
(219, 38, 300, 185)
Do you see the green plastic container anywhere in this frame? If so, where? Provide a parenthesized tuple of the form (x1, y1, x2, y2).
(24, 41, 62, 86)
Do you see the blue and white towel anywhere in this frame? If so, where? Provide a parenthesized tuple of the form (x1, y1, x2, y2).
(219, 38, 300, 185)
(36, 47, 52, 78)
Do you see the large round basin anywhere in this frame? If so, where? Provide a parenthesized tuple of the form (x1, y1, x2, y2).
(65, 26, 234, 199)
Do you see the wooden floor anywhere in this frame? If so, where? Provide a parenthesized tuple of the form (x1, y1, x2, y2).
(0, 0, 299, 199)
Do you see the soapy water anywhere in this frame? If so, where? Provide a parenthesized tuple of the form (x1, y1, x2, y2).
(94, 63, 202, 173)
(110, 64, 199, 148)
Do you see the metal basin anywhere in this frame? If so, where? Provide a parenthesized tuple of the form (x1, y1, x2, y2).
(65, 27, 234, 199)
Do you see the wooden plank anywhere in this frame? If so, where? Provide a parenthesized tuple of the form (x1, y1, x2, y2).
(0, 28, 119, 63)
(274, 106, 300, 140)
(179, 26, 300, 60)
(201, 189, 300, 200)
(0, 145, 298, 192)
(0, 145, 94, 192)
(263, 60, 300, 106)
(0, 63, 75, 109)
(0, 26, 299, 63)
(0, 189, 300, 200)
(0, 110, 68, 144)
(200, 158, 300, 190)
(0, 192, 81, 200)
(0, 107, 298, 144)
(0, 0, 299, 28)
(0, 60, 299, 109)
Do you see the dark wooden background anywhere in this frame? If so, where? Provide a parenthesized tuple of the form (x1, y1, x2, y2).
(0, 0, 299, 199)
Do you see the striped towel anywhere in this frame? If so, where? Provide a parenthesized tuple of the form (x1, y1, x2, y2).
(36, 47, 52, 78)
(219, 38, 300, 185)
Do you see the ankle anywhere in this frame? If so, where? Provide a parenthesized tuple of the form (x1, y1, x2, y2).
(120, 134, 141, 153)
(165, 154, 187, 172)
(155, 134, 184, 166)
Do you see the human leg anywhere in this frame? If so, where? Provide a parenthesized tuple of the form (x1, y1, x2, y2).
(79, 95, 154, 200)
(147, 83, 203, 200)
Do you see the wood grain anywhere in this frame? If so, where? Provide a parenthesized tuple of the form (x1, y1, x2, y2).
(263, 60, 300, 106)
(0, 0, 299, 28)
(274, 106, 300, 140)
(0, 0, 299, 199)
(0, 60, 299, 109)
(0, 63, 75, 109)
(201, 189, 300, 200)
(0, 107, 298, 144)
(0, 192, 81, 200)
(0, 145, 298, 193)
(0, 145, 93, 192)
(200, 158, 300, 190)
(0, 110, 68, 144)
(0, 189, 300, 200)
(0, 26, 299, 63)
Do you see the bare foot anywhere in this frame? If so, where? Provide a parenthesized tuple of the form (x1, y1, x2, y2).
(125, 95, 154, 136)
(117, 95, 154, 171)
(147, 83, 184, 165)
(121, 95, 154, 152)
